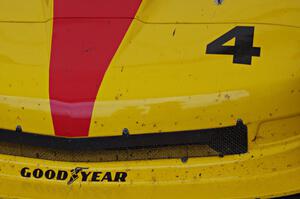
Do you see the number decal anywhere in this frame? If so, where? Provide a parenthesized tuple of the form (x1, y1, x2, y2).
(206, 26, 261, 65)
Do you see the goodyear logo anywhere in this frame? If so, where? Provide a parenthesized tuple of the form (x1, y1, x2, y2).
(20, 167, 127, 185)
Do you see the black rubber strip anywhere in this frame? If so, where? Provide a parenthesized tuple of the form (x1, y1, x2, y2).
(0, 120, 248, 155)
(272, 193, 300, 199)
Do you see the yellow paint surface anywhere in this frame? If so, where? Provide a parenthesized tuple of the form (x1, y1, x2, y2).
(0, 0, 299, 198)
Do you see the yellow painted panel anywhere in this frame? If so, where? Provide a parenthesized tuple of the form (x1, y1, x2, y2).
(0, 0, 52, 22)
(137, 0, 300, 27)
(0, 21, 54, 135)
(256, 115, 300, 145)
(0, 1, 298, 198)
(90, 22, 300, 139)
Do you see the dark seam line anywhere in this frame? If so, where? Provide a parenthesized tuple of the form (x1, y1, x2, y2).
(0, 17, 298, 29)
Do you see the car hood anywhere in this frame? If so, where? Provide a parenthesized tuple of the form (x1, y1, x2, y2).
(0, 0, 299, 139)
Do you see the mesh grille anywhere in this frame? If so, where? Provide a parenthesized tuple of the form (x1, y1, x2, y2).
(0, 120, 248, 162)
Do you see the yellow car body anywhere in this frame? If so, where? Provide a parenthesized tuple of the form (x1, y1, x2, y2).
(0, 0, 299, 198)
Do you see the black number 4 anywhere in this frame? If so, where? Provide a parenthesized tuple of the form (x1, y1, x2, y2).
(206, 26, 261, 65)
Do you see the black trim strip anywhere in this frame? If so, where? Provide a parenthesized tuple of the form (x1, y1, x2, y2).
(272, 193, 300, 199)
(0, 120, 248, 155)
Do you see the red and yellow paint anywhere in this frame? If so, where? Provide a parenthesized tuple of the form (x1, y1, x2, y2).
(50, 0, 142, 137)
(0, 0, 299, 198)
(0, 0, 299, 139)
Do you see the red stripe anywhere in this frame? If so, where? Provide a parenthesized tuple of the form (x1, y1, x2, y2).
(53, 0, 142, 18)
(49, 1, 141, 137)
